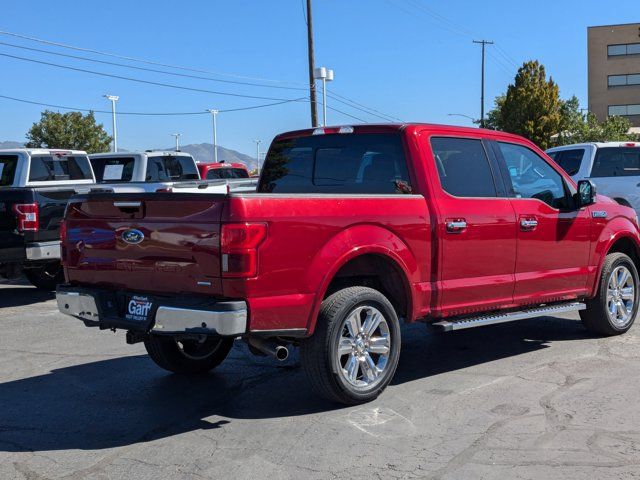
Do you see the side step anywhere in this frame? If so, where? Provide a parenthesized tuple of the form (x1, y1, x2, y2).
(431, 302, 586, 332)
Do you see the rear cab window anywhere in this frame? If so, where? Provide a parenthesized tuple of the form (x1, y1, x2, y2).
(206, 167, 249, 179)
(146, 155, 199, 182)
(0, 155, 19, 186)
(590, 147, 640, 177)
(258, 133, 412, 194)
(551, 149, 585, 177)
(90, 156, 135, 182)
(28, 155, 93, 182)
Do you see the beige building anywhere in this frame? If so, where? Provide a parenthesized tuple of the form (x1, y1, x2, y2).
(588, 23, 640, 127)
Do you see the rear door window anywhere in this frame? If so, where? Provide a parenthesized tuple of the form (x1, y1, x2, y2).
(28, 155, 93, 182)
(90, 156, 135, 182)
(0, 155, 19, 186)
(553, 149, 585, 176)
(590, 147, 640, 177)
(259, 133, 412, 194)
(431, 137, 497, 197)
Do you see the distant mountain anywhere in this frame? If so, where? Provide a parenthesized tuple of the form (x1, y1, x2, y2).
(164, 143, 258, 170)
(0, 140, 24, 149)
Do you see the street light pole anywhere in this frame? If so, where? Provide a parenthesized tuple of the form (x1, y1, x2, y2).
(254, 139, 262, 172)
(208, 109, 219, 162)
(473, 40, 494, 128)
(103, 94, 119, 152)
(314, 67, 334, 126)
(171, 133, 181, 152)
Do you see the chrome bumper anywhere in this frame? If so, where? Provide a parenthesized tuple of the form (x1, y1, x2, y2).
(56, 289, 247, 336)
(26, 241, 60, 261)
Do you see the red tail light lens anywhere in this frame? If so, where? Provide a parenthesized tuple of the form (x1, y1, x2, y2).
(12, 203, 39, 232)
(59, 219, 68, 263)
(220, 222, 267, 277)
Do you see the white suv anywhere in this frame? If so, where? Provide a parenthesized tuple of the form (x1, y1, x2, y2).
(546, 142, 640, 212)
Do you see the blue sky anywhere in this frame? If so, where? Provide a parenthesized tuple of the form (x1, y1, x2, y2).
(0, 1, 637, 157)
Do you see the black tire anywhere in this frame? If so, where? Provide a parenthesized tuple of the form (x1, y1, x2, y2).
(580, 252, 639, 336)
(300, 286, 401, 405)
(144, 335, 234, 374)
(23, 262, 64, 291)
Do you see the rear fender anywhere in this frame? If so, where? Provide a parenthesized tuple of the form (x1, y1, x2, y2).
(303, 224, 419, 335)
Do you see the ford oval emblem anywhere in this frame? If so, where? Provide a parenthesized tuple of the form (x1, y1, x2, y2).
(121, 229, 144, 245)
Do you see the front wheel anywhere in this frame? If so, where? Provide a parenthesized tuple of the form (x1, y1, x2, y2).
(580, 252, 639, 335)
(300, 286, 401, 405)
(144, 335, 234, 374)
(23, 262, 64, 291)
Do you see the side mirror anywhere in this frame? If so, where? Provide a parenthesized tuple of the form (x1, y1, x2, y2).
(577, 180, 597, 207)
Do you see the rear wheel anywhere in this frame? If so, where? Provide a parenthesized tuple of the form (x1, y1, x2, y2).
(300, 286, 401, 405)
(24, 262, 64, 291)
(580, 252, 639, 335)
(144, 335, 234, 374)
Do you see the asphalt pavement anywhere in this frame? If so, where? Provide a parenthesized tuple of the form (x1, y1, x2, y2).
(1, 279, 640, 479)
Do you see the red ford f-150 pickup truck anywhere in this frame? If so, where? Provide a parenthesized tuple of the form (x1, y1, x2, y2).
(56, 124, 640, 404)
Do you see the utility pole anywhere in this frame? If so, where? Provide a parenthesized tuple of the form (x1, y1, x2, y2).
(254, 139, 262, 172)
(103, 94, 119, 152)
(207, 109, 219, 162)
(171, 133, 181, 152)
(305, 0, 318, 127)
(473, 39, 493, 128)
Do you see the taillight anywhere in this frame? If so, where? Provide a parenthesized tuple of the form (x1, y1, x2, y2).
(12, 203, 39, 232)
(59, 219, 68, 263)
(220, 222, 268, 278)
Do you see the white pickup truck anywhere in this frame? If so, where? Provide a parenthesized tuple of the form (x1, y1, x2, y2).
(89, 151, 257, 194)
(546, 141, 640, 213)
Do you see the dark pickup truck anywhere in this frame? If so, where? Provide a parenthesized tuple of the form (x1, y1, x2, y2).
(0, 149, 94, 289)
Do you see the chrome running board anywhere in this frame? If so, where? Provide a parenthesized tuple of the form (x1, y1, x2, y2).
(431, 302, 586, 332)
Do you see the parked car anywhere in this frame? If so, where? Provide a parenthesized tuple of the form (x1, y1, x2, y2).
(197, 161, 250, 180)
(89, 151, 200, 192)
(57, 124, 640, 404)
(546, 141, 640, 212)
(0, 149, 94, 289)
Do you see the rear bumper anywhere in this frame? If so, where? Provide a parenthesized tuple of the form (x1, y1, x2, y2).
(56, 285, 247, 337)
(26, 241, 60, 261)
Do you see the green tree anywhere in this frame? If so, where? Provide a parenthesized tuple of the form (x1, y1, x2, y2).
(25, 110, 112, 153)
(486, 60, 561, 149)
(554, 98, 637, 145)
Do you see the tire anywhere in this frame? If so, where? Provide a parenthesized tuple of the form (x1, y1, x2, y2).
(23, 262, 64, 291)
(300, 286, 401, 405)
(144, 335, 234, 374)
(580, 252, 639, 336)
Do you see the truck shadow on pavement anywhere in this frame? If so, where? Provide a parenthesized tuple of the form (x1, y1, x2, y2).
(0, 287, 54, 308)
(0, 316, 593, 452)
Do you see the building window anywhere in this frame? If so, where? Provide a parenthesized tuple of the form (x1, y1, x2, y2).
(608, 43, 640, 56)
(609, 104, 640, 116)
(608, 74, 640, 87)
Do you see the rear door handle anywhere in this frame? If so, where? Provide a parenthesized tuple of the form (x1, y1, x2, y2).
(446, 219, 467, 233)
(520, 218, 538, 231)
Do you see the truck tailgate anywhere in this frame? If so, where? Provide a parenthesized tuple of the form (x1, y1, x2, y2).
(63, 193, 226, 295)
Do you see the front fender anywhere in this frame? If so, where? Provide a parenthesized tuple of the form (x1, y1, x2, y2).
(587, 215, 640, 296)
(303, 224, 420, 334)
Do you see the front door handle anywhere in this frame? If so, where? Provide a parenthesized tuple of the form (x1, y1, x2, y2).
(520, 218, 538, 231)
(446, 219, 467, 233)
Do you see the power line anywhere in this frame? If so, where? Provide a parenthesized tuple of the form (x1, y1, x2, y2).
(326, 90, 402, 122)
(0, 93, 307, 115)
(0, 41, 308, 91)
(0, 52, 304, 101)
(0, 30, 306, 86)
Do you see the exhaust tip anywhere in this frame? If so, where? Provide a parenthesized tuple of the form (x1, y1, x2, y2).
(275, 346, 289, 361)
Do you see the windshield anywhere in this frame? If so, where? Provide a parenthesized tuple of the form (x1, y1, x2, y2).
(258, 133, 412, 194)
(206, 167, 249, 179)
(0, 155, 18, 186)
(90, 156, 135, 182)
